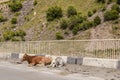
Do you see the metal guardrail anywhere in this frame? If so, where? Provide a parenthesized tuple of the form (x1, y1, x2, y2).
(0, 39, 120, 59)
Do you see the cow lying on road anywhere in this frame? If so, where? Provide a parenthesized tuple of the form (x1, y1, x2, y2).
(45, 55, 66, 67)
(21, 54, 52, 66)
(50, 57, 65, 67)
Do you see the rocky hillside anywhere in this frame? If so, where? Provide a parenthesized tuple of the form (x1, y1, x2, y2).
(0, 0, 120, 41)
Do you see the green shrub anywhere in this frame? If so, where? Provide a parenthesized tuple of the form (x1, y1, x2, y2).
(9, 1, 22, 12)
(3, 29, 26, 41)
(72, 25, 79, 35)
(46, 6, 63, 21)
(64, 31, 69, 35)
(0, 15, 6, 22)
(117, 0, 120, 5)
(113, 20, 119, 24)
(34, 0, 37, 6)
(88, 11, 93, 17)
(56, 32, 64, 40)
(3, 30, 15, 41)
(15, 29, 26, 37)
(76, 14, 87, 23)
(11, 18, 17, 24)
(94, 16, 101, 26)
(104, 10, 119, 21)
(67, 6, 77, 17)
(11, 25, 16, 28)
(93, 9, 97, 13)
(101, 5, 106, 11)
(60, 19, 68, 29)
(11, 37, 21, 41)
(68, 15, 86, 30)
(107, 0, 112, 4)
(0, 15, 4, 22)
(15, 12, 20, 16)
(111, 4, 120, 12)
(96, 0, 105, 3)
(79, 21, 94, 31)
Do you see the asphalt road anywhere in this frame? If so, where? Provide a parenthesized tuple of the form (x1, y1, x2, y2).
(0, 66, 67, 80)
(0, 61, 104, 80)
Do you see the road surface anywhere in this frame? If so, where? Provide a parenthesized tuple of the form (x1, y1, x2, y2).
(0, 61, 104, 80)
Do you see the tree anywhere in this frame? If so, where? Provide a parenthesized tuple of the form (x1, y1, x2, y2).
(46, 6, 63, 21)
(67, 6, 77, 17)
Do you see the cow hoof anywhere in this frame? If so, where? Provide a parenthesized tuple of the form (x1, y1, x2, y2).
(16, 62, 22, 64)
(28, 64, 33, 67)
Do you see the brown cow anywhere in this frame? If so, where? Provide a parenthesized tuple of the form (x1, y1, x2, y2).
(21, 54, 52, 66)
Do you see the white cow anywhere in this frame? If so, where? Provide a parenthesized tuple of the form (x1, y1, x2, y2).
(46, 55, 66, 67)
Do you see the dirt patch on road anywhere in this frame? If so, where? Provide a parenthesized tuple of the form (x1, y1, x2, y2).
(61, 64, 120, 80)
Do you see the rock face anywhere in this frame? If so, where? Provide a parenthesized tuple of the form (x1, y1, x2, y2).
(17, 0, 34, 26)
(90, 22, 113, 39)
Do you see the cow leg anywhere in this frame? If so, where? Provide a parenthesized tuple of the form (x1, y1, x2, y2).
(28, 62, 35, 67)
(38, 61, 44, 66)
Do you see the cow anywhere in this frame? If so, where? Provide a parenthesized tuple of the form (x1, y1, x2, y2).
(46, 55, 66, 67)
(50, 57, 65, 67)
(21, 54, 52, 66)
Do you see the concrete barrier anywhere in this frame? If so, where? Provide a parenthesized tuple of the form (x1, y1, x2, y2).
(0, 53, 11, 60)
(67, 57, 83, 65)
(67, 57, 77, 64)
(1, 53, 120, 69)
(11, 53, 19, 59)
(116, 61, 120, 69)
(83, 57, 120, 69)
(76, 57, 83, 65)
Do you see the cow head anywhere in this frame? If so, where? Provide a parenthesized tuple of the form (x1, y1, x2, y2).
(21, 54, 28, 62)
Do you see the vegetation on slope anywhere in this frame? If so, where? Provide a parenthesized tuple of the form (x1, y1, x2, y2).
(0, 0, 119, 41)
